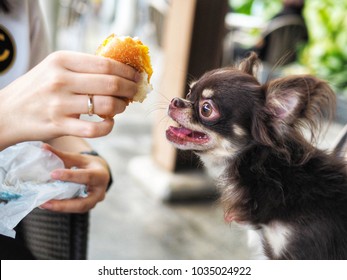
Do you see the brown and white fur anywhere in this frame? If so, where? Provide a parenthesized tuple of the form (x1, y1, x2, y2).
(166, 53, 347, 259)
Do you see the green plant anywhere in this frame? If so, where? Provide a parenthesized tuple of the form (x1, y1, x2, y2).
(229, 0, 282, 19)
(301, 0, 347, 95)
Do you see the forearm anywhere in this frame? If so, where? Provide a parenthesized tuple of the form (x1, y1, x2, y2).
(0, 87, 27, 151)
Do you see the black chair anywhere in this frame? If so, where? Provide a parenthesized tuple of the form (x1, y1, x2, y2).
(258, 15, 308, 81)
(223, 14, 308, 80)
(18, 209, 89, 260)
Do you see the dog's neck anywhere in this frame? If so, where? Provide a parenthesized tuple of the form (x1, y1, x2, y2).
(198, 152, 230, 179)
(197, 142, 243, 179)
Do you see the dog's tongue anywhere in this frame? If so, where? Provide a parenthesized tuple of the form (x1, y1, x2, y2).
(167, 125, 209, 144)
(169, 126, 192, 138)
(174, 127, 207, 139)
(179, 127, 193, 136)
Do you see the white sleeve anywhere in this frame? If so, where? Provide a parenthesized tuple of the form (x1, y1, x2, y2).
(0, 0, 50, 88)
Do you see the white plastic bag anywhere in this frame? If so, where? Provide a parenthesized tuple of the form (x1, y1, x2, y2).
(0, 141, 87, 238)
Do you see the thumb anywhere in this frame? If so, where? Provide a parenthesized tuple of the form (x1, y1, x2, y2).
(42, 143, 84, 169)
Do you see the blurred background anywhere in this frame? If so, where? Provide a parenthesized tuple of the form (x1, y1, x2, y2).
(37, 0, 346, 259)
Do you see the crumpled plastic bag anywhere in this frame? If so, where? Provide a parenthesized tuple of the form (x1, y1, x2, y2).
(0, 141, 87, 238)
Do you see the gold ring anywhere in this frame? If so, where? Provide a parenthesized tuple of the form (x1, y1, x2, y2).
(87, 94, 94, 116)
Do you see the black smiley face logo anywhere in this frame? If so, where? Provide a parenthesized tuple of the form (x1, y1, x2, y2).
(0, 25, 15, 74)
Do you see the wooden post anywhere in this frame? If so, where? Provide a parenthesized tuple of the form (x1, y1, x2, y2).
(152, 0, 228, 172)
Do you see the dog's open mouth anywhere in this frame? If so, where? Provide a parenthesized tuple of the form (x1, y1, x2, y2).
(166, 125, 209, 145)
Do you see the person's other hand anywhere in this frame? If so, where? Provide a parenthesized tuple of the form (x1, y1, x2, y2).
(39, 144, 111, 213)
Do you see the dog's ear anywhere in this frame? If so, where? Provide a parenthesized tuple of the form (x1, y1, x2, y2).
(238, 52, 259, 78)
(252, 75, 336, 146)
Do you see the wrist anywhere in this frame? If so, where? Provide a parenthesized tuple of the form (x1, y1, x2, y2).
(80, 150, 113, 191)
(80, 150, 99, 156)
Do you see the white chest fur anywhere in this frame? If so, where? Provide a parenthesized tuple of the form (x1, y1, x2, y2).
(262, 221, 292, 258)
(246, 222, 292, 259)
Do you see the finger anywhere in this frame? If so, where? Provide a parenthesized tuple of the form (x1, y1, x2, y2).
(58, 117, 115, 138)
(67, 73, 138, 98)
(40, 196, 98, 213)
(65, 94, 128, 116)
(44, 149, 110, 184)
(93, 95, 128, 116)
(50, 168, 107, 186)
(50, 51, 140, 82)
(40, 185, 106, 213)
(42, 144, 85, 168)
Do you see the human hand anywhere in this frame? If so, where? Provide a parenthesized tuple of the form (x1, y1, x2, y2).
(39, 144, 111, 213)
(0, 51, 140, 150)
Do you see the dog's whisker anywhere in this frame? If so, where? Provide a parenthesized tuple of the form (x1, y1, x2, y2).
(153, 113, 171, 127)
(152, 90, 172, 103)
(187, 73, 197, 86)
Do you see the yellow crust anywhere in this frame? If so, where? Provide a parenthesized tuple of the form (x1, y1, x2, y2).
(96, 34, 153, 82)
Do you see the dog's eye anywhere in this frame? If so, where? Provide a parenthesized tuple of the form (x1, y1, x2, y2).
(201, 102, 212, 117)
(199, 100, 220, 122)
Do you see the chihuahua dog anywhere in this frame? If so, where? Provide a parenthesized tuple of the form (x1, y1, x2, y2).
(166, 52, 347, 259)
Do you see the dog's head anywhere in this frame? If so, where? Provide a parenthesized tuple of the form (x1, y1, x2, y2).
(166, 52, 336, 163)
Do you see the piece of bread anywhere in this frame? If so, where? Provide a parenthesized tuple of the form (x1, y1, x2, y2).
(96, 34, 153, 103)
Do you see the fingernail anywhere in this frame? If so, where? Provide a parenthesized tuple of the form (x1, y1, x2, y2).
(40, 202, 53, 210)
(51, 170, 61, 180)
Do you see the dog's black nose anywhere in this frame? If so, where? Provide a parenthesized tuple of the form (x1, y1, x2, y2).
(171, 97, 189, 108)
